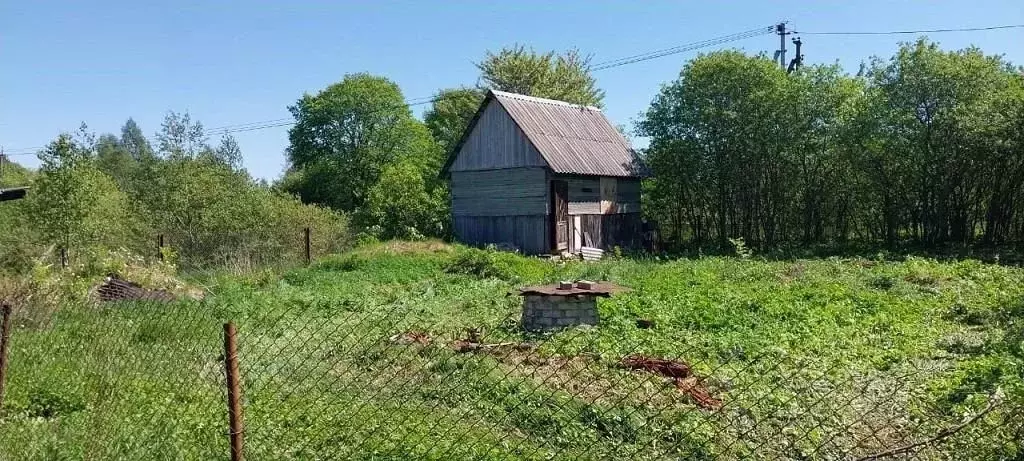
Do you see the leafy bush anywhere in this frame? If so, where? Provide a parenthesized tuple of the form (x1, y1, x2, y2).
(444, 247, 516, 280)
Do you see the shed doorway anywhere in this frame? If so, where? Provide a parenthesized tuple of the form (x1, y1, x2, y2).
(551, 180, 569, 252)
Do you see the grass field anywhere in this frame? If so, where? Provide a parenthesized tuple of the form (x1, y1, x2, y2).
(1, 241, 1022, 460)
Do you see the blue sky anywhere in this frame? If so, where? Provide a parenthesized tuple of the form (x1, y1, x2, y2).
(2, 1, 1022, 180)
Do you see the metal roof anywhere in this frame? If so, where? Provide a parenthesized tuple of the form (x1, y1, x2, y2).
(441, 90, 647, 177)
(490, 91, 646, 177)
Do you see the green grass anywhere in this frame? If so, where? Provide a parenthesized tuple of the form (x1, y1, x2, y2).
(1, 241, 1022, 460)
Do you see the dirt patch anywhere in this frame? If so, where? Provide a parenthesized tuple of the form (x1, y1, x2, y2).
(620, 355, 722, 410)
(389, 330, 433, 346)
(451, 339, 535, 354)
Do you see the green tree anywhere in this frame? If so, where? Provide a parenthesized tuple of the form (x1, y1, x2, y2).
(863, 39, 1023, 245)
(157, 111, 208, 160)
(95, 133, 136, 191)
(285, 73, 442, 212)
(214, 134, 243, 169)
(477, 45, 604, 107)
(27, 133, 141, 260)
(121, 117, 154, 161)
(424, 87, 484, 153)
(639, 51, 795, 246)
(359, 160, 448, 240)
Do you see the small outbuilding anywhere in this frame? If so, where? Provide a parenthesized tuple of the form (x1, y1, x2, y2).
(441, 90, 647, 255)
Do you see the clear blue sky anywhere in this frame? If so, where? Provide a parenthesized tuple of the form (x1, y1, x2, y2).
(2, 1, 1022, 180)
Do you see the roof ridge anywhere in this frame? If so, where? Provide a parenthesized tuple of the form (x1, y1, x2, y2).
(489, 90, 602, 112)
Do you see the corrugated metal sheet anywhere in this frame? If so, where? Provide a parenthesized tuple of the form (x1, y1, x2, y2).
(491, 91, 646, 178)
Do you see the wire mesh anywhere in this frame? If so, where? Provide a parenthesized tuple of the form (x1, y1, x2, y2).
(0, 240, 1021, 460)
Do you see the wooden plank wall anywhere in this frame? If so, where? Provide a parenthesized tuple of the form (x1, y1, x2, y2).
(451, 168, 548, 216)
(452, 215, 549, 255)
(556, 175, 642, 215)
(578, 213, 642, 250)
(449, 100, 547, 172)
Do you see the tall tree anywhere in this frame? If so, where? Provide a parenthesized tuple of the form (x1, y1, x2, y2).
(285, 73, 441, 212)
(214, 134, 243, 169)
(94, 133, 135, 191)
(28, 133, 138, 257)
(477, 46, 604, 107)
(157, 111, 208, 160)
(424, 87, 484, 153)
(864, 39, 1023, 245)
(121, 118, 154, 161)
(639, 51, 795, 247)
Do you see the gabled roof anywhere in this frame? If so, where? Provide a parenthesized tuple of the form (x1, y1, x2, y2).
(442, 90, 646, 178)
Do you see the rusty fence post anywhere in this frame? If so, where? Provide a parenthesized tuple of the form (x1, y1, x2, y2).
(223, 322, 245, 461)
(304, 227, 311, 266)
(0, 303, 12, 413)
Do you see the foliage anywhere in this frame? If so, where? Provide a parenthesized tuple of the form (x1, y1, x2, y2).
(639, 41, 1024, 250)
(358, 160, 447, 240)
(477, 45, 604, 107)
(0, 161, 38, 271)
(3, 114, 350, 273)
(284, 73, 442, 213)
(424, 87, 484, 154)
(26, 133, 146, 259)
(2, 243, 1022, 459)
(156, 111, 208, 160)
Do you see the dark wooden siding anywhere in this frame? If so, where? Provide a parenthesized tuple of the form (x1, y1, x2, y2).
(616, 178, 642, 213)
(450, 168, 548, 217)
(564, 176, 601, 214)
(449, 100, 547, 172)
(453, 215, 549, 255)
(555, 175, 642, 215)
(577, 213, 642, 250)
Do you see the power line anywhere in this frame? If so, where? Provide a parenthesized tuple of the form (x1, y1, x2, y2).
(794, 23, 1024, 35)
(589, 25, 776, 71)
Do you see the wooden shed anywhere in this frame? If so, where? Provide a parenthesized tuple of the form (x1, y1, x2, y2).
(441, 90, 646, 255)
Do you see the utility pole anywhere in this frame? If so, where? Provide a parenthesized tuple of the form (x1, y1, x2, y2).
(775, 23, 790, 70)
(0, 147, 5, 186)
(787, 37, 804, 73)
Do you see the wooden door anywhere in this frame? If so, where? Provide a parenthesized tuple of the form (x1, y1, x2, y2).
(551, 180, 569, 252)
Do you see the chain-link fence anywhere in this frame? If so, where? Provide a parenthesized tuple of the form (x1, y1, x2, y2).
(1, 241, 1022, 460)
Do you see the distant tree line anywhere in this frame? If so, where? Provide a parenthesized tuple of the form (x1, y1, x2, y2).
(640, 39, 1024, 249)
(0, 116, 346, 272)
(5, 38, 1020, 272)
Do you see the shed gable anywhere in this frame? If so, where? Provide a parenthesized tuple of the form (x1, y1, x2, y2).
(448, 99, 547, 172)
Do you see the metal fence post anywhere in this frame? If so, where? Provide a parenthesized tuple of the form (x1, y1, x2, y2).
(304, 227, 311, 266)
(0, 303, 12, 413)
(60, 248, 68, 269)
(222, 322, 245, 461)
(158, 234, 165, 261)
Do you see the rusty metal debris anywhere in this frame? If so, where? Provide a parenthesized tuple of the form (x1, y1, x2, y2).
(96, 275, 176, 303)
(620, 355, 721, 410)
